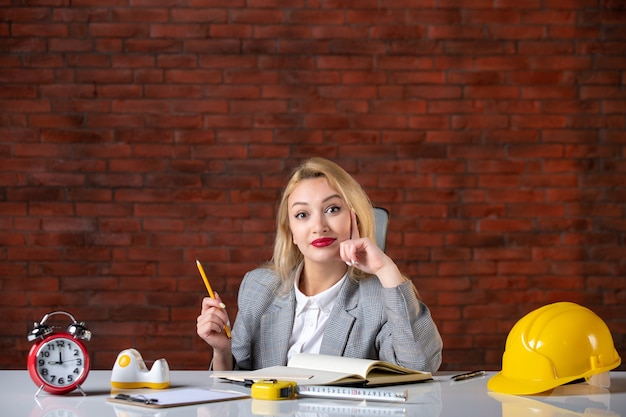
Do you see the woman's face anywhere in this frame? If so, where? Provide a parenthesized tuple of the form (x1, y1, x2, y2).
(287, 177, 352, 265)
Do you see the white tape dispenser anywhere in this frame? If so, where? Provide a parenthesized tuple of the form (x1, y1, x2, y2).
(111, 348, 170, 389)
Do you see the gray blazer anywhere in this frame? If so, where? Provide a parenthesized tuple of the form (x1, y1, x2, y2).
(230, 267, 443, 372)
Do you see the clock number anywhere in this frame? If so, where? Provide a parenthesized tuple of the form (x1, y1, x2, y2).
(73, 348, 79, 356)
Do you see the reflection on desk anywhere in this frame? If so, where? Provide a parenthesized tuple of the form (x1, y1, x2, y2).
(2, 370, 623, 417)
(490, 382, 621, 417)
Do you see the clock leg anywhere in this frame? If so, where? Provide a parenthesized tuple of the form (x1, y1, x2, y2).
(76, 384, 87, 396)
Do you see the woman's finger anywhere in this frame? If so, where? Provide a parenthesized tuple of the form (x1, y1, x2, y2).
(350, 210, 360, 240)
(201, 296, 226, 312)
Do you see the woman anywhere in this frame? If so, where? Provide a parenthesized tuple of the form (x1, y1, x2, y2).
(197, 157, 443, 372)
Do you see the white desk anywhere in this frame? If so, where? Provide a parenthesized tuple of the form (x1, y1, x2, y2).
(3, 370, 625, 417)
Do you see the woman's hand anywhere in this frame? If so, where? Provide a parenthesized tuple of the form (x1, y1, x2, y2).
(339, 210, 406, 288)
(196, 294, 232, 353)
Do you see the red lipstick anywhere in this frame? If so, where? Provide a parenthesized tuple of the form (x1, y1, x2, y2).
(311, 238, 336, 248)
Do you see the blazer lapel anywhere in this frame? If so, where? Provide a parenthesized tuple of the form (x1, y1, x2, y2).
(320, 278, 358, 356)
(259, 290, 295, 367)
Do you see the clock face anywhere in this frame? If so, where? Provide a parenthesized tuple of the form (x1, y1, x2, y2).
(29, 334, 89, 393)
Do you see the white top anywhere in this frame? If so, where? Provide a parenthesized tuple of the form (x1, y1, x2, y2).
(287, 273, 346, 361)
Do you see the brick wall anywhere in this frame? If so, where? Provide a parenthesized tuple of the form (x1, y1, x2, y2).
(1, 1, 625, 372)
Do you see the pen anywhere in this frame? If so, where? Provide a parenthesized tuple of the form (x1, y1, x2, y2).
(450, 370, 486, 381)
(196, 259, 232, 339)
(115, 394, 159, 405)
(223, 378, 255, 387)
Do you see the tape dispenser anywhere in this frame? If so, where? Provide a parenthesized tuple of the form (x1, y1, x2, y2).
(111, 348, 170, 389)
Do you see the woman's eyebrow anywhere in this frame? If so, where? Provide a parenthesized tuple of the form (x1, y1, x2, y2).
(291, 194, 342, 208)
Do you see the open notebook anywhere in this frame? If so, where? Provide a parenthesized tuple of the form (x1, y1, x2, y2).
(211, 353, 432, 387)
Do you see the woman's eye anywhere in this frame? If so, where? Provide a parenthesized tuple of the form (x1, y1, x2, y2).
(295, 212, 307, 219)
(326, 205, 341, 214)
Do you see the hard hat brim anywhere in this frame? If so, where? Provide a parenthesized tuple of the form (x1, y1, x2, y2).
(487, 371, 582, 395)
(487, 356, 622, 396)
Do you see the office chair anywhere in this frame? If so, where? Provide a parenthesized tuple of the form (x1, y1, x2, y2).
(373, 207, 389, 251)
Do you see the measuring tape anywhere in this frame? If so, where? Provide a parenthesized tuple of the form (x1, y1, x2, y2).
(251, 380, 297, 400)
(251, 380, 408, 403)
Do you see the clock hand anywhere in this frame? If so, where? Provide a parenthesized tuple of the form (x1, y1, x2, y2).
(46, 351, 63, 365)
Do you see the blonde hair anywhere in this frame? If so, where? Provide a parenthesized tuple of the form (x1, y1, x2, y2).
(268, 158, 375, 285)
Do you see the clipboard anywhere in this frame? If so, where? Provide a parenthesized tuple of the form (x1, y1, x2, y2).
(106, 388, 249, 409)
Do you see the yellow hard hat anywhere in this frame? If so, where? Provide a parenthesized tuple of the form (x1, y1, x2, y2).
(488, 302, 621, 395)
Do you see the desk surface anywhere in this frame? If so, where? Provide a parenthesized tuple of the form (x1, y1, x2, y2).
(3, 370, 625, 417)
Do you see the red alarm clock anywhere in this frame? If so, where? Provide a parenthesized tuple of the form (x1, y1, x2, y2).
(27, 311, 92, 395)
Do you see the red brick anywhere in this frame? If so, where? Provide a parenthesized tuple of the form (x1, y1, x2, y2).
(475, 248, 530, 261)
(0, 202, 27, 215)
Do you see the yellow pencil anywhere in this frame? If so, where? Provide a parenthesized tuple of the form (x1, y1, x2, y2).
(196, 259, 231, 338)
